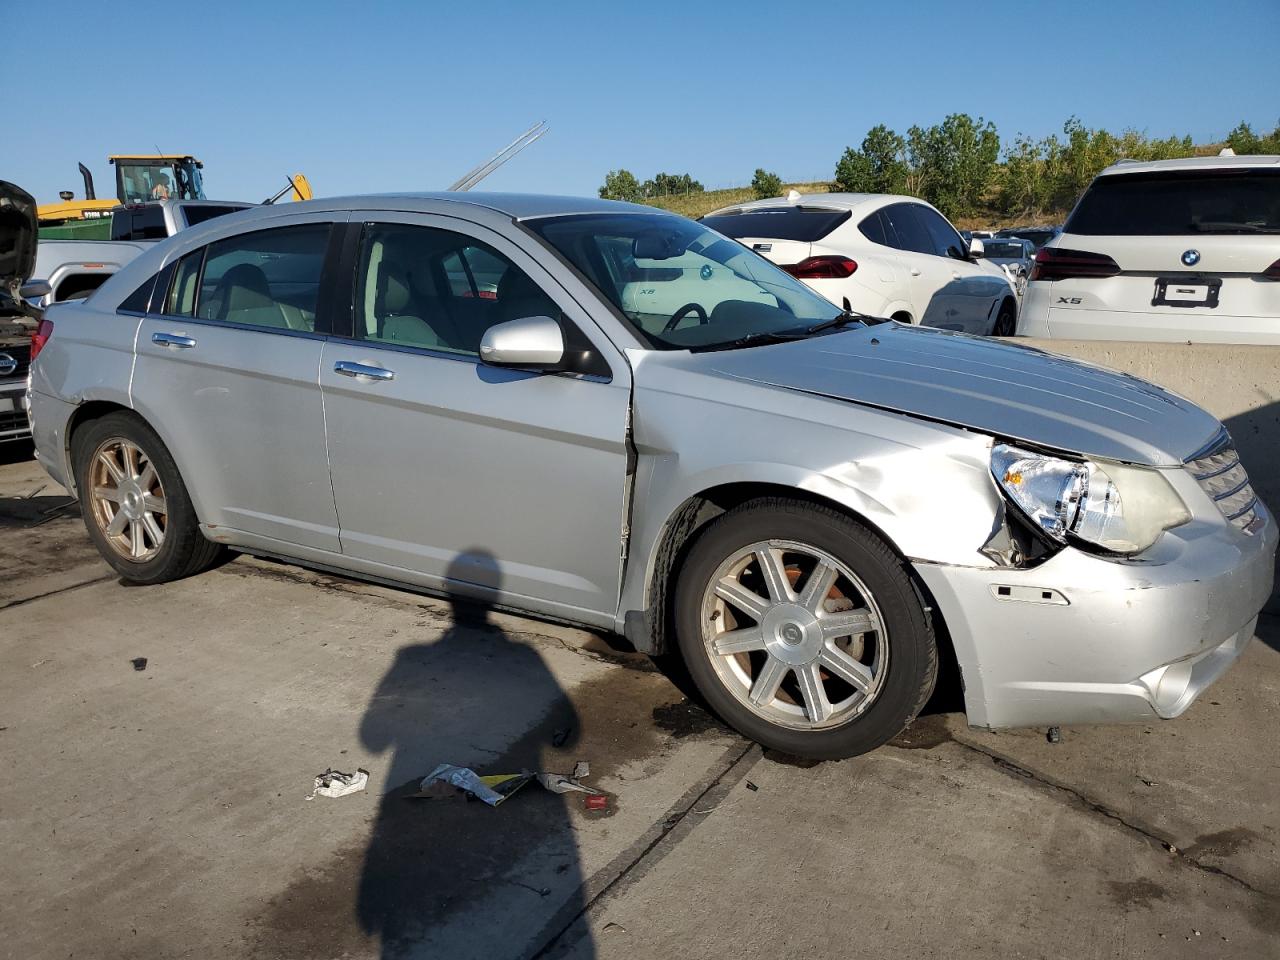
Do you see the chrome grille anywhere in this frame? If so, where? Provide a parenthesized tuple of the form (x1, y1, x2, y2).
(1186, 437, 1262, 534)
(0, 343, 29, 382)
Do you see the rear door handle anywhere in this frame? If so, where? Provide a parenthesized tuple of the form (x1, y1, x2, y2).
(334, 360, 395, 382)
(152, 332, 197, 349)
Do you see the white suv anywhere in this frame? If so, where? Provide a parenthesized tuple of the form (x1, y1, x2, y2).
(702, 194, 1018, 335)
(1019, 155, 1280, 343)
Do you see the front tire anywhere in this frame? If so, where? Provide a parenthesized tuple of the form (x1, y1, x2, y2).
(992, 298, 1017, 337)
(71, 411, 224, 583)
(674, 498, 937, 759)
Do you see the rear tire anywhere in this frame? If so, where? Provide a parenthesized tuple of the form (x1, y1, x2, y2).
(673, 498, 937, 759)
(992, 298, 1017, 336)
(71, 411, 224, 584)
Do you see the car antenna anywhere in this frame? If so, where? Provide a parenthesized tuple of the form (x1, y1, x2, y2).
(448, 120, 548, 192)
(262, 175, 305, 205)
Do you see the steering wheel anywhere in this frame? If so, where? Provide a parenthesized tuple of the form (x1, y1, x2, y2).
(662, 302, 709, 333)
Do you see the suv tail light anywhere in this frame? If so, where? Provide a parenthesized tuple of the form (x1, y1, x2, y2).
(1029, 247, 1121, 282)
(782, 256, 858, 279)
(1262, 258, 1280, 280)
(30, 318, 53, 362)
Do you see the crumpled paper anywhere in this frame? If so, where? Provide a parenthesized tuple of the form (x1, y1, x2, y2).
(308, 768, 369, 800)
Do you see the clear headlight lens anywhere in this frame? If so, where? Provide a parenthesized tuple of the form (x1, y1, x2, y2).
(991, 444, 1190, 554)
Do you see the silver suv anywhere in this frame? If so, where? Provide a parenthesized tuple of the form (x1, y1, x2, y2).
(13, 188, 1276, 758)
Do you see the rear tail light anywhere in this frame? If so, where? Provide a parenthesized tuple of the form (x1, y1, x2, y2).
(30, 318, 53, 362)
(782, 256, 858, 279)
(1029, 247, 1121, 282)
(1262, 258, 1280, 280)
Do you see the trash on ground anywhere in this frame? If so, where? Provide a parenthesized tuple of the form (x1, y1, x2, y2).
(416, 760, 602, 806)
(308, 767, 369, 800)
(1046, 726, 1062, 744)
(745, 780, 759, 792)
(131, 657, 148, 672)
(584, 794, 609, 811)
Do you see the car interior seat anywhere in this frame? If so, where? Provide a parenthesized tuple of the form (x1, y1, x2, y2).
(212, 263, 291, 329)
(377, 259, 444, 349)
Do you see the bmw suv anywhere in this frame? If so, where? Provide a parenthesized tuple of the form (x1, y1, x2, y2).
(1019, 155, 1280, 343)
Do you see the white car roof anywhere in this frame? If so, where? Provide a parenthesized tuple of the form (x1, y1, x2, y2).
(1097, 154, 1280, 177)
(704, 192, 907, 217)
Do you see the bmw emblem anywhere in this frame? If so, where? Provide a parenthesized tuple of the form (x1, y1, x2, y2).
(1181, 249, 1201, 267)
(699, 264, 714, 280)
(0, 354, 15, 377)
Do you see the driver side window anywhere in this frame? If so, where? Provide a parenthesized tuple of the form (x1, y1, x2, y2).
(353, 223, 562, 358)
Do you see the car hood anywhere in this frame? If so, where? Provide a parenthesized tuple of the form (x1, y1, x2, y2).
(704, 323, 1221, 466)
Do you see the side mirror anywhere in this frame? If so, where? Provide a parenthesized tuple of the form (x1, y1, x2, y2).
(968, 238, 985, 260)
(479, 315, 565, 370)
(20, 279, 51, 299)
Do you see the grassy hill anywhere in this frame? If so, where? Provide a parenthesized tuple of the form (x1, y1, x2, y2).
(642, 182, 832, 219)
(641, 181, 1054, 231)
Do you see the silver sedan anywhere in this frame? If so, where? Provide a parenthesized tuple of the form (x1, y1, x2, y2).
(11, 186, 1275, 759)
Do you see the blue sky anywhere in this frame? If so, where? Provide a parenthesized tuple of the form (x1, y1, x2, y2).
(9, 0, 1279, 204)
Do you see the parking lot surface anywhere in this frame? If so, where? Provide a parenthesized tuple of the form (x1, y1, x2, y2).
(1, 445, 1276, 960)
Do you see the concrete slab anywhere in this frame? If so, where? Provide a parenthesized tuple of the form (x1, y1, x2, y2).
(951, 621, 1280, 899)
(0, 556, 742, 960)
(552, 740, 1279, 959)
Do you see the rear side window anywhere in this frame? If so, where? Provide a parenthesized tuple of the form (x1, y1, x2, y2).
(1067, 170, 1280, 235)
(183, 205, 249, 228)
(111, 206, 167, 241)
(119, 274, 157, 314)
(881, 204, 934, 255)
(858, 212, 887, 246)
(195, 225, 330, 331)
(701, 208, 851, 242)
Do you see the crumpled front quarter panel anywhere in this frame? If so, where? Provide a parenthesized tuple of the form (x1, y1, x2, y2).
(621, 351, 1003, 625)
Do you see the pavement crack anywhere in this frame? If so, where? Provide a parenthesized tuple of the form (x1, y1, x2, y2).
(953, 734, 1275, 900)
(531, 741, 759, 959)
(0, 573, 115, 612)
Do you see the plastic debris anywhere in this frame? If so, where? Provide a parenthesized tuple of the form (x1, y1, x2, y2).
(1046, 726, 1062, 744)
(745, 780, 759, 792)
(416, 760, 602, 806)
(584, 794, 609, 811)
(308, 768, 369, 800)
(131, 657, 148, 672)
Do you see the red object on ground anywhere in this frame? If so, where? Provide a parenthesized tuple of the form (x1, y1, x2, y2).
(584, 794, 608, 811)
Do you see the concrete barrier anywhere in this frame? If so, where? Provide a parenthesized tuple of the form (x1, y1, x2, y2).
(1013, 338, 1280, 609)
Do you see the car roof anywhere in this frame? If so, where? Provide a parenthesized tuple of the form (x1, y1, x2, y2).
(277, 192, 661, 221)
(1097, 154, 1280, 177)
(703, 192, 910, 217)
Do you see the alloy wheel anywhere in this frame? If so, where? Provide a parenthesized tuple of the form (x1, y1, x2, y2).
(87, 438, 168, 562)
(699, 539, 888, 731)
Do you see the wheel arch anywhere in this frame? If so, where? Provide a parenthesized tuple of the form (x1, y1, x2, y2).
(624, 481, 961, 707)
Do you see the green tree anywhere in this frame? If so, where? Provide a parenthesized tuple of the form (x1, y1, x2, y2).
(751, 168, 783, 199)
(909, 114, 1000, 218)
(641, 172, 704, 198)
(860, 124, 909, 194)
(834, 146, 874, 192)
(599, 169, 642, 202)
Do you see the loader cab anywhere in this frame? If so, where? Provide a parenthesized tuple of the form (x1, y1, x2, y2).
(111, 156, 206, 204)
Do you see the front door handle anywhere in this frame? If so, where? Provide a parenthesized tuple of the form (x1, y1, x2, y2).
(152, 332, 197, 349)
(334, 360, 395, 382)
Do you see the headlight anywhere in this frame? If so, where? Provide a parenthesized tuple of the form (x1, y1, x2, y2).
(991, 444, 1190, 554)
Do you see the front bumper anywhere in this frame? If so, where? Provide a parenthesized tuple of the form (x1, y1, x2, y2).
(0, 380, 30, 442)
(914, 505, 1277, 729)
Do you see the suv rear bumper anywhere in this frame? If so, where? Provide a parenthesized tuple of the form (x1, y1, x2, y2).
(913, 506, 1277, 729)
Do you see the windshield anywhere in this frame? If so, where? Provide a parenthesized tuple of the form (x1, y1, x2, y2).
(700, 207, 850, 242)
(982, 241, 1028, 259)
(529, 213, 842, 349)
(117, 161, 206, 204)
(1066, 170, 1280, 235)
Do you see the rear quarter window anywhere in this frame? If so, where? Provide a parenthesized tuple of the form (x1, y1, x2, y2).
(1067, 170, 1280, 235)
(701, 208, 851, 241)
